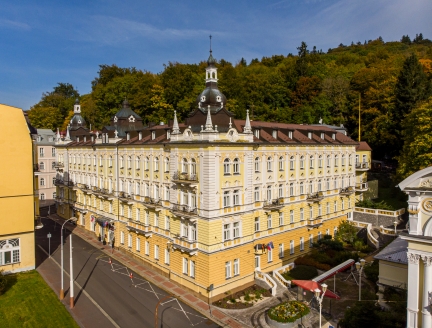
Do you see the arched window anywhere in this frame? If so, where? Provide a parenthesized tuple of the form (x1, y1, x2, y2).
(309, 156, 314, 169)
(300, 156, 305, 169)
(164, 158, 169, 172)
(300, 182, 304, 194)
(266, 185, 272, 201)
(289, 183, 294, 196)
(223, 159, 231, 175)
(278, 184, 283, 198)
(127, 156, 132, 169)
(40, 162, 45, 170)
(290, 156, 295, 170)
(233, 158, 240, 174)
(341, 155, 345, 166)
(40, 193, 45, 200)
(334, 155, 339, 167)
(99, 155, 103, 167)
(267, 157, 273, 172)
(144, 157, 149, 170)
(136, 182, 140, 195)
(254, 157, 260, 172)
(109, 156, 113, 168)
(182, 158, 188, 173)
(190, 159, 196, 175)
(51, 162, 56, 169)
(40, 178, 45, 186)
(119, 156, 124, 168)
(135, 156, 139, 169)
(279, 156, 284, 171)
(318, 180, 322, 192)
(318, 156, 323, 168)
(309, 181, 313, 194)
(154, 157, 159, 171)
(327, 155, 331, 168)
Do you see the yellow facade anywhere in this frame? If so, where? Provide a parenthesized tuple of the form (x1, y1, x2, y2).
(355, 145, 371, 201)
(0, 104, 36, 272)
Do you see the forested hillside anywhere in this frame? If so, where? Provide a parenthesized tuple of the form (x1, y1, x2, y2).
(28, 35, 432, 176)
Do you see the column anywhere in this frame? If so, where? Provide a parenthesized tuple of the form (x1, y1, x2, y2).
(407, 252, 421, 328)
(422, 255, 432, 328)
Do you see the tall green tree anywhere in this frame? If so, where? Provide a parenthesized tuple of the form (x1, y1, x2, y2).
(27, 106, 63, 130)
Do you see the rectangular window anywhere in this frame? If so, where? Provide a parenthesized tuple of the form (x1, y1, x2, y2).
(326, 229, 330, 236)
(309, 234, 314, 247)
(136, 237, 140, 252)
(300, 237, 304, 251)
(290, 240, 294, 255)
(120, 231, 124, 244)
(290, 210, 294, 223)
(145, 241, 149, 255)
(190, 260, 195, 278)
(267, 215, 272, 229)
(267, 248, 273, 262)
(279, 243, 284, 258)
(233, 222, 240, 238)
(165, 216, 170, 230)
(234, 259, 239, 276)
(334, 201, 337, 212)
(254, 217, 260, 232)
(318, 231, 322, 241)
(342, 199, 345, 210)
(326, 202, 330, 215)
(223, 224, 230, 241)
(225, 261, 231, 279)
(254, 187, 260, 202)
(310, 207, 313, 220)
(165, 249, 170, 265)
(233, 190, 240, 206)
(128, 234, 132, 248)
(300, 208, 304, 221)
(154, 213, 159, 227)
(318, 204, 322, 216)
(145, 210, 149, 225)
(255, 255, 260, 269)
(154, 245, 159, 260)
(223, 191, 230, 208)
(109, 202, 113, 214)
(279, 212, 283, 226)
(136, 208, 140, 222)
(183, 258, 188, 274)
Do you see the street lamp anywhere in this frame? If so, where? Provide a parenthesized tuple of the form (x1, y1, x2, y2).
(59, 217, 77, 307)
(355, 259, 366, 301)
(314, 283, 327, 328)
(393, 221, 398, 235)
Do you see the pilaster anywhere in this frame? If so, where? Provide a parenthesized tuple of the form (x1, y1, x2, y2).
(422, 255, 432, 328)
(407, 252, 421, 328)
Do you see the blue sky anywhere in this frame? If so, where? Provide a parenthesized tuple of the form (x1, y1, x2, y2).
(1, 0, 431, 110)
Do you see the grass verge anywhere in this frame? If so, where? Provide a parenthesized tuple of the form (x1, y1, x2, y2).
(0, 270, 79, 328)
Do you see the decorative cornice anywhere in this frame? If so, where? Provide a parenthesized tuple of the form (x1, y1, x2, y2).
(421, 255, 432, 266)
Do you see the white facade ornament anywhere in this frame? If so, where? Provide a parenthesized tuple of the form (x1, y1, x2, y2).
(408, 252, 421, 265)
(229, 117, 232, 129)
(420, 179, 432, 188)
(113, 116, 118, 123)
(128, 115, 135, 122)
(422, 255, 432, 266)
(56, 128, 61, 141)
(96, 131, 99, 138)
(244, 110, 252, 134)
(204, 105, 214, 131)
(114, 130, 118, 138)
(172, 111, 180, 135)
(65, 124, 71, 141)
(422, 198, 432, 212)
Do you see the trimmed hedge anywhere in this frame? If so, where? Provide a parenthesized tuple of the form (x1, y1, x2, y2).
(268, 301, 310, 323)
(282, 265, 318, 281)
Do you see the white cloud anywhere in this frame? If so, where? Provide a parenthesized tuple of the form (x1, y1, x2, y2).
(0, 18, 30, 30)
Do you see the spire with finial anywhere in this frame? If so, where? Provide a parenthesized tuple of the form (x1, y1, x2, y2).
(205, 105, 214, 131)
(56, 127, 61, 141)
(172, 110, 180, 134)
(243, 110, 252, 134)
(65, 124, 71, 140)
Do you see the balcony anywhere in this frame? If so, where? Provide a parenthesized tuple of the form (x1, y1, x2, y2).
(54, 179, 65, 186)
(127, 222, 153, 237)
(33, 164, 43, 175)
(355, 182, 368, 192)
(171, 204, 198, 219)
(172, 171, 198, 185)
(263, 198, 284, 210)
(140, 196, 163, 210)
(53, 162, 64, 168)
(355, 162, 369, 171)
(339, 187, 354, 196)
(170, 236, 198, 255)
(306, 217, 323, 229)
(307, 192, 324, 203)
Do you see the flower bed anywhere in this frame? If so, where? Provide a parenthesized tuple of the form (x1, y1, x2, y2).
(213, 284, 272, 309)
(267, 301, 310, 323)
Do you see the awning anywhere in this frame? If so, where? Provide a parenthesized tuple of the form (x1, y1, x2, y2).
(291, 280, 340, 299)
(312, 259, 355, 283)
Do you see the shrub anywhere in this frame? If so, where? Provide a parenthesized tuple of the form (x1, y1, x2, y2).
(364, 260, 379, 284)
(282, 265, 318, 281)
(0, 270, 6, 295)
(244, 293, 251, 302)
(268, 301, 310, 323)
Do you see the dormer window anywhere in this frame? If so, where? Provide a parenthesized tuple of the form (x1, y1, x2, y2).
(254, 129, 260, 139)
(332, 133, 336, 140)
(151, 131, 156, 140)
(128, 115, 135, 122)
(308, 132, 312, 139)
(113, 116, 118, 123)
(167, 130, 170, 139)
(288, 131, 293, 139)
(320, 132, 324, 139)
(37, 136, 42, 142)
(201, 96, 206, 102)
(216, 96, 221, 102)
(138, 131, 142, 140)
(272, 130, 277, 139)
(126, 133, 130, 141)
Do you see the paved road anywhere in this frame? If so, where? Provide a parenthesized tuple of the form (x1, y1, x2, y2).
(35, 217, 218, 328)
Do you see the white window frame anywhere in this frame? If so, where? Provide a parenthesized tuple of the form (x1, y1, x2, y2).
(128, 234, 132, 248)
(225, 261, 231, 279)
(145, 241, 149, 255)
(136, 237, 140, 252)
(300, 237, 304, 251)
(279, 243, 284, 258)
(267, 214, 272, 229)
(254, 217, 260, 232)
(183, 258, 188, 274)
(154, 245, 159, 260)
(0, 238, 20, 265)
(290, 240, 294, 255)
(120, 231, 124, 244)
(165, 249, 170, 265)
(279, 212, 283, 226)
(190, 260, 195, 278)
(267, 248, 273, 263)
(234, 259, 239, 276)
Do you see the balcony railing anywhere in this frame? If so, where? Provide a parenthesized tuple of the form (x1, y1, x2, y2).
(339, 187, 354, 196)
(172, 204, 198, 216)
(355, 182, 368, 192)
(172, 171, 198, 184)
(307, 192, 324, 202)
(171, 236, 198, 255)
(54, 162, 64, 168)
(263, 198, 284, 210)
(54, 179, 64, 186)
(355, 162, 369, 171)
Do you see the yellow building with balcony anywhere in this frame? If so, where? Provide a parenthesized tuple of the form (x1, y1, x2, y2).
(0, 104, 37, 273)
(55, 52, 364, 300)
(355, 141, 371, 201)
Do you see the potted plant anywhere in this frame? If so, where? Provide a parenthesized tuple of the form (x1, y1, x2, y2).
(266, 301, 310, 328)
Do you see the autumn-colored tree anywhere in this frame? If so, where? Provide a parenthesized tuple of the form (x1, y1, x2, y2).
(27, 106, 63, 131)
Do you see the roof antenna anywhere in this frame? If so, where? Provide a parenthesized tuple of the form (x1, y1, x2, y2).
(209, 35, 212, 55)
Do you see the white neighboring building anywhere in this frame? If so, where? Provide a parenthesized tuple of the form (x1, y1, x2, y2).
(398, 167, 432, 328)
(36, 129, 57, 204)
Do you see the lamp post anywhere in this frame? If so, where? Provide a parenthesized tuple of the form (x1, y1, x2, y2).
(59, 217, 77, 302)
(314, 283, 327, 328)
(355, 259, 366, 301)
(393, 221, 398, 235)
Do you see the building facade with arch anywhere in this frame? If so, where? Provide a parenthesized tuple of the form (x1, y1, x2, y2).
(54, 52, 370, 300)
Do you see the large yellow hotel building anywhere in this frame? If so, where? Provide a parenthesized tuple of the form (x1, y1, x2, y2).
(55, 52, 369, 300)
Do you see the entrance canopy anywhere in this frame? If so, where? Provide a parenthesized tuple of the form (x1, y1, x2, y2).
(312, 259, 355, 283)
(292, 280, 340, 299)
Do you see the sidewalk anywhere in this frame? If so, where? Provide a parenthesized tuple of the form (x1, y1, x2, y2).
(48, 214, 246, 328)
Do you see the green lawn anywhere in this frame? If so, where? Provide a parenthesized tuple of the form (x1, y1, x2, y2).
(0, 270, 79, 328)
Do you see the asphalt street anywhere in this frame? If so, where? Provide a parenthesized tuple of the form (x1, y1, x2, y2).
(35, 216, 218, 328)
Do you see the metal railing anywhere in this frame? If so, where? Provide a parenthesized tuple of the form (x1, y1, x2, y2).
(307, 192, 324, 202)
(355, 162, 369, 170)
(355, 182, 368, 190)
(172, 171, 198, 182)
(172, 204, 198, 215)
(339, 187, 354, 195)
(263, 198, 284, 209)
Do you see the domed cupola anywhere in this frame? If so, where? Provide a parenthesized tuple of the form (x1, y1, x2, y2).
(195, 38, 227, 114)
(70, 98, 87, 130)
